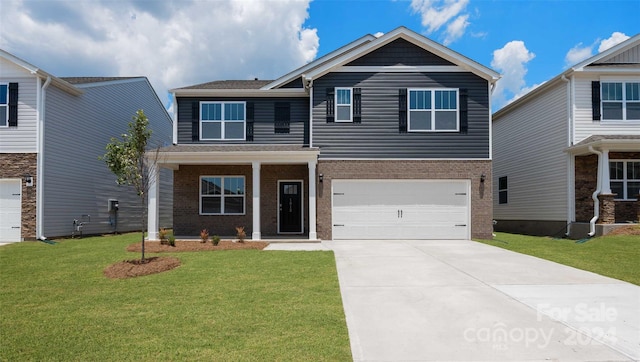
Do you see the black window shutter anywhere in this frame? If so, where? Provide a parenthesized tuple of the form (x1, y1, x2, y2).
(274, 102, 290, 134)
(246, 102, 254, 141)
(398, 88, 407, 133)
(326, 88, 335, 123)
(353, 88, 362, 123)
(191, 101, 199, 141)
(459, 88, 468, 134)
(8, 83, 18, 127)
(592, 81, 601, 121)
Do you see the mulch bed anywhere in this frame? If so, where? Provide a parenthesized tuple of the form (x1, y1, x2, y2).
(105, 240, 269, 279)
(607, 224, 640, 236)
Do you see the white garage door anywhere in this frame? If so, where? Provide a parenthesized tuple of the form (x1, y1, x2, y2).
(0, 179, 22, 243)
(332, 180, 470, 240)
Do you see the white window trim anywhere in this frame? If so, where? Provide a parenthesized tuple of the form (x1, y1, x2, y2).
(407, 88, 459, 132)
(199, 175, 246, 215)
(199, 101, 247, 141)
(610, 159, 639, 201)
(335, 87, 353, 123)
(0, 83, 8, 128)
(600, 77, 640, 122)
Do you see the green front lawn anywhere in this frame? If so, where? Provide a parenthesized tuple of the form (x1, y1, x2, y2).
(0, 234, 351, 361)
(476, 231, 640, 285)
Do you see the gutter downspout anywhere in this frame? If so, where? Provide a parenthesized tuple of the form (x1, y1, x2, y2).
(37, 76, 52, 240)
(561, 74, 572, 236)
(588, 145, 602, 237)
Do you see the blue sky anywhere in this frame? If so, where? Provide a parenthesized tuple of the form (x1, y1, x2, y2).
(1, 0, 638, 110)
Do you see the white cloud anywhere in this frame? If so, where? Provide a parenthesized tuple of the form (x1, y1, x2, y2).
(410, 0, 470, 44)
(598, 31, 630, 52)
(0, 0, 319, 108)
(565, 43, 594, 66)
(491, 40, 535, 109)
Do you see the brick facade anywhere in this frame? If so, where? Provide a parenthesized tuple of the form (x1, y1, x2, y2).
(172, 164, 309, 237)
(0, 153, 37, 240)
(316, 159, 493, 240)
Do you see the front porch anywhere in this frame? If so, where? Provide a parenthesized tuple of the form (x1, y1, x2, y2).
(147, 145, 320, 241)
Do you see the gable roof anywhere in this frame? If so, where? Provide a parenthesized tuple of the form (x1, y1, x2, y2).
(61, 77, 142, 85)
(495, 33, 640, 119)
(176, 79, 273, 90)
(0, 49, 82, 96)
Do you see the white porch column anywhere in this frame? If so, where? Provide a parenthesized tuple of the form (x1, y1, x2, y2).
(147, 169, 160, 241)
(252, 161, 261, 240)
(308, 160, 318, 240)
(601, 148, 612, 194)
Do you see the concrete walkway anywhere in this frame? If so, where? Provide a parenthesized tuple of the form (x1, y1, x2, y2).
(325, 239, 640, 362)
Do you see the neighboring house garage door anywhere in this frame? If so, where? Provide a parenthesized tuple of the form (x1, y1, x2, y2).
(332, 180, 470, 240)
(0, 179, 22, 243)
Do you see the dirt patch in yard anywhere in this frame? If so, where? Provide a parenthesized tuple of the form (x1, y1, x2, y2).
(126, 240, 269, 253)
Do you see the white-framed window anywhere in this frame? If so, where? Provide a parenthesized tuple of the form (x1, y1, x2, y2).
(200, 176, 245, 215)
(408, 88, 459, 132)
(0, 83, 8, 127)
(610, 160, 640, 200)
(200, 101, 246, 140)
(335, 88, 352, 122)
(601, 81, 640, 121)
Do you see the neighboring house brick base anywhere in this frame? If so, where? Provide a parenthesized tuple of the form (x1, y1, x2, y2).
(0, 153, 37, 240)
(316, 159, 493, 240)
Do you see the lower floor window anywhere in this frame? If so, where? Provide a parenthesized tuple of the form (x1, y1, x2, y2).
(498, 176, 508, 204)
(610, 160, 640, 200)
(200, 176, 245, 214)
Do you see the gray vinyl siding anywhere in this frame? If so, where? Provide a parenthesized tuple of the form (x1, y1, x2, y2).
(177, 97, 309, 145)
(312, 72, 490, 159)
(0, 69, 38, 153)
(346, 38, 455, 66)
(492, 81, 569, 221)
(42, 79, 173, 237)
(594, 44, 639, 64)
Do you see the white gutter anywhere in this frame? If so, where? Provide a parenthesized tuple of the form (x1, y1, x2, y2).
(588, 145, 602, 237)
(37, 76, 52, 240)
(561, 75, 572, 236)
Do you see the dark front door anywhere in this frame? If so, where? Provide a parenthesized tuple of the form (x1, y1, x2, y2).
(279, 181, 303, 233)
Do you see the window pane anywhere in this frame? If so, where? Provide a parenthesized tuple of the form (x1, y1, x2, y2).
(499, 190, 507, 204)
(0, 85, 7, 103)
(626, 83, 640, 101)
(224, 177, 244, 195)
(224, 197, 244, 214)
(610, 181, 624, 198)
(628, 162, 640, 180)
(336, 105, 351, 121)
(224, 121, 244, 139)
(202, 197, 221, 214)
(410, 90, 430, 110)
(628, 182, 640, 199)
(602, 102, 623, 120)
(610, 162, 624, 180)
(602, 83, 622, 101)
(409, 110, 431, 130)
(337, 89, 351, 105)
(434, 111, 457, 130)
(224, 103, 244, 121)
(201, 103, 221, 121)
(0, 105, 6, 126)
(201, 177, 222, 195)
(201, 121, 222, 139)
(627, 102, 640, 120)
(499, 176, 508, 190)
(435, 90, 457, 110)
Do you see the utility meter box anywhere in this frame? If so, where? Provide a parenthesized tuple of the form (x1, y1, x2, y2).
(108, 199, 119, 212)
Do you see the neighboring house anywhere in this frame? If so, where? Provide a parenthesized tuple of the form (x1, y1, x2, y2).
(0, 50, 173, 242)
(149, 27, 499, 241)
(493, 34, 640, 238)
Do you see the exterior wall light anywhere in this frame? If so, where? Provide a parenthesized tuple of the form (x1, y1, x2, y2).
(480, 173, 486, 183)
(23, 174, 34, 187)
(319, 173, 324, 183)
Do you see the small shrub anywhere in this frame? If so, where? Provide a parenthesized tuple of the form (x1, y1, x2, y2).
(212, 235, 221, 246)
(168, 234, 176, 247)
(159, 228, 169, 245)
(236, 226, 246, 243)
(200, 229, 209, 243)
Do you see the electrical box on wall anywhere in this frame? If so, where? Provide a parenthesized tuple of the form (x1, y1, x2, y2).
(108, 199, 119, 212)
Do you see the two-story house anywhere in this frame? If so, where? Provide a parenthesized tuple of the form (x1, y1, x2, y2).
(0, 50, 173, 242)
(148, 27, 499, 241)
(493, 34, 640, 238)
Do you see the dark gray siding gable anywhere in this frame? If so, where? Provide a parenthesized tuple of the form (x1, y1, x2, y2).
(346, 39, 455, 66)
(177, 97, 309, 145)
(312, 72, 490, 159)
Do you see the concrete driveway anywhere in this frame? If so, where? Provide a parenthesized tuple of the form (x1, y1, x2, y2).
(325, 239, 640, 362)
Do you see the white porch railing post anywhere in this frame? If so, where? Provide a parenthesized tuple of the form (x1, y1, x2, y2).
(147, 169, 160, 241)
(308, 160, 318, 240)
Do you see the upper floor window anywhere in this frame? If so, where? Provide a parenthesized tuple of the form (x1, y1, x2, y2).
(200, 102, 246, 140)
(0, 83, 8, 127)
(200, 176, 245, 215)
(408, 89, 458, 132)
(335, 88, 352, 122)
(610, 160, 640, 200)
(601, 82, 640, 121)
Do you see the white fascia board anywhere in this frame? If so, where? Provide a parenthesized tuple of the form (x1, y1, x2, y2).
(578, 67, 640, 74)
(565, 139, 640, 155)
(171, 88, 308, 97)
(571, 33, 640, 71)
(157, 150, 320, 165)
(303, 26, 500, 83)
(262, 34, 377, 90)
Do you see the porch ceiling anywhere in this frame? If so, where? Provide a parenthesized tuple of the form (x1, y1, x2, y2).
(565, 135, 640, 155)
(155, 144, 319, 169)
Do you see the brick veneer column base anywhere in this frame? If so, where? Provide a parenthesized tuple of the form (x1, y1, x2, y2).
(0, 153, 38, 240)
(598, 194, 616, 224)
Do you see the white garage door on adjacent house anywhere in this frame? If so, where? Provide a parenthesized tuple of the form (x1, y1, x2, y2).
(0, 179, 22, 243)
(332, 180, 470, 240)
